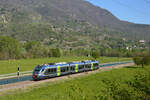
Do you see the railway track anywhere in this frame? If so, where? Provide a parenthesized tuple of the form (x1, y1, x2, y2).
(0, 61, 133, 86)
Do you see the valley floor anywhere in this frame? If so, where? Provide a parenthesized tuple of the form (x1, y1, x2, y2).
(0, 56, 131, 74)
(0, 65, 150, 100)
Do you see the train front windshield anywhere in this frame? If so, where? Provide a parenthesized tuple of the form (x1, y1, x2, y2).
(33, 65, 43, 74)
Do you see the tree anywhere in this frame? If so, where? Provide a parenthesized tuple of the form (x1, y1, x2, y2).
(24, 41, 46, 58)
(133, 53, 150, 67)
(91, 50, 100, 59)
(133, 57, 144, 67)
(0, 36, 21, 60)
(51, 48, 61, 57)
(143, 53, 150, 66)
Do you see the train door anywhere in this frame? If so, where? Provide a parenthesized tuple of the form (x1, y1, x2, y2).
(75, 64, 78, 73)
(70, 65, 75, 73)
(91, 63, 93, 71)
(57, 66, 61, 76)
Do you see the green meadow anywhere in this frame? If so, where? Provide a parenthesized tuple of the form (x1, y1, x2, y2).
(0, 56, 131, 74)
(0, 65, 150, 100)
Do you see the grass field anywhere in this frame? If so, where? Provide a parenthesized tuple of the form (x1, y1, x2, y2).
(0, 56, 131, 75)
(0, 65, 150, 100)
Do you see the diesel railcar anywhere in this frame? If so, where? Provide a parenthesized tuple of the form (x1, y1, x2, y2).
(32, 60, 99, 80)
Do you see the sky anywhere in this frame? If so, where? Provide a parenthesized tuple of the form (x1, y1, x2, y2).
(86, 0, 150, 25)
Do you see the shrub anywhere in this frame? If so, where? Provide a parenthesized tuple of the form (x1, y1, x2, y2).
(91, 50, 100, 59)
(51, 48, 61, 57)
(133, 52, 150, 67)
(0, 36, 21, 60)
(133, 57, 144, 66)
(143, 54, 150, 66)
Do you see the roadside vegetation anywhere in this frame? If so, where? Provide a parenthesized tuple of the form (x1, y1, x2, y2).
(0, 65, 150, 100)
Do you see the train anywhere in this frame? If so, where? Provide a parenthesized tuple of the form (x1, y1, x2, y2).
(32, 60, 99, 80)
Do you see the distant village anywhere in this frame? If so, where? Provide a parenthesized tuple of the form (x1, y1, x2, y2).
(126, 39, 149, 50)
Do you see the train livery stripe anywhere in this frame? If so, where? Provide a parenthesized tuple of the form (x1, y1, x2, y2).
(91, 63, 93, 70)
(75, 64, 78, 72)
(57, 66, 61, 76)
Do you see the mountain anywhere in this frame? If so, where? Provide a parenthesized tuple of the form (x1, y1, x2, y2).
(0, 0, 150, 48)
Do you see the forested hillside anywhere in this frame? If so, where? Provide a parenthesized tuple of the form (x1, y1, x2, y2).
(0, 0, 150, 49)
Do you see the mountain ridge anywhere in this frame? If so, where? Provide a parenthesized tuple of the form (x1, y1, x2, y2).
(0, 0, 150, 48)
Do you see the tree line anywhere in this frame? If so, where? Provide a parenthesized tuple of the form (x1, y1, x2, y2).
(0, 36, 61, 60)
(0, 36, 99, 60)
(0, 36, 149, 61)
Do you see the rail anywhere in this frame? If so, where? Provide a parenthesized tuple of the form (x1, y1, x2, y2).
(0, 61, 133, 81)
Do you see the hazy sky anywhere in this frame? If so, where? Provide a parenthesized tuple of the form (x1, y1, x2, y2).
(86, 0, 150, 25)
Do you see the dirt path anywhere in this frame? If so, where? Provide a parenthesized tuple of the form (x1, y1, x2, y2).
(0, 63, 134, 92)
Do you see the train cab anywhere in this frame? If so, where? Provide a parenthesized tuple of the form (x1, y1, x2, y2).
(32, 65, 43, 80)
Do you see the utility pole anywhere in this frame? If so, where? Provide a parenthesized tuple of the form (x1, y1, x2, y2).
(17, 66, 20, 79)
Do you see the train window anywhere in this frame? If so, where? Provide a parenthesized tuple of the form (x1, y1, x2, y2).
(85, 64, 91, 68)
(60, 66, 70, 72)
(41, 69, 44, 72)
(51, 68, 56, 73)
(79, 65, 84, 69)
(82, 65, 84, 68)
(66, 67, 69, 71)
(44, 69, 49, 75)
(44, 68, 56, 75)
(48, 69, 51, 73)
(34, 67, 41, 72)
(53, 68, 56, 73)
(79, 65, 81, 69)
(34, 65, 43, 72)
(85, 64, 88, 68)
(89, 64, 91, 68)
(61, 67, 66, 72)
(70, 66, 75, 70)
(35, 68, 39, 71)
